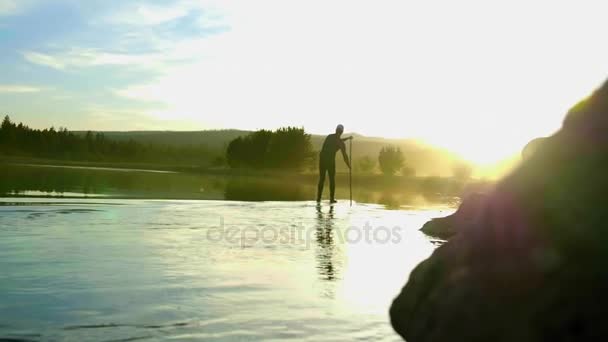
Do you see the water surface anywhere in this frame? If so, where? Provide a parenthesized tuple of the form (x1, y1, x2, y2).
(0, 198, 453, 341)
(0, 163, 459, 208)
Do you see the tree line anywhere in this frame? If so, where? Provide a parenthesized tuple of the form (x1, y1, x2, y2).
(0, 115, 218, 165)
(225, 127, 421, 176)
(358, 146, 415, 177)
(359, 145, 471, 179)
(226, 127, 314, 170)
(1, 115, 473, 178)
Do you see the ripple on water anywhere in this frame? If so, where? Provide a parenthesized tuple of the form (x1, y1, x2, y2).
(0, 198, 452, 341)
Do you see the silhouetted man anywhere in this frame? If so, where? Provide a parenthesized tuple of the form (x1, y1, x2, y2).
(317, 124, 352, 203)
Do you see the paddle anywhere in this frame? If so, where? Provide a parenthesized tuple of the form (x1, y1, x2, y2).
(349, 137, 353, 207)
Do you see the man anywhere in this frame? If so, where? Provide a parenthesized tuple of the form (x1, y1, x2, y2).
(317, 124, 352, 203)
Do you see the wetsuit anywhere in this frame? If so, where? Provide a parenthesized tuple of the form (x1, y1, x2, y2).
(317, 134, 346, 202)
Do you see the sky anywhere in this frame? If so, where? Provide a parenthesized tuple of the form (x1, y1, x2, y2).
(1, 0, 608, 165)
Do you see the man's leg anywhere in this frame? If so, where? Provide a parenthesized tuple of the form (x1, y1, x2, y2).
(317, 162, 327, 202)
(328, 163, 336, 202)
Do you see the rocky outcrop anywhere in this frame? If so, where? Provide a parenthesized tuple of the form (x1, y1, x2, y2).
(522, 137, 548, 161)
(420, 135, 550, 240)
(420, 192, 487, 239)
(391, 80, 608, 341)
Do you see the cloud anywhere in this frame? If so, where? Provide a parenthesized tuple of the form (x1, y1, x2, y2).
(22, 52, 66, 70)
(97, 0, 229, 35)
(22, 49, 174, 70)
(20, 2, 229, 72)
(0, 85, 43, 93)
(0, 0, 18, 15)
(106, 3, 190, 26)
(0, 0, 39, 16)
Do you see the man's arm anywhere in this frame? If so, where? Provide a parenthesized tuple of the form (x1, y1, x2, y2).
(340, 141, 351, 169)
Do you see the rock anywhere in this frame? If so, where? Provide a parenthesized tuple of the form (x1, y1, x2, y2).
(420, 192, 487, 239)
(390, 79, 608, 341)
(420, 134, 553, 240)
(522, 137, 548, 161)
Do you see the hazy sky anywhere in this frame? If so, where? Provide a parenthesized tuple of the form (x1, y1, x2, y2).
(1, 0, 607, 163)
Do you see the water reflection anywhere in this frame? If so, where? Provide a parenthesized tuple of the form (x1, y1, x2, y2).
(378, 192, 400, 209)
(315, 204, 338, 282)
(0, 163, 226, 199)
(224, 178, 309, 201)
(1, 163, 460, 209)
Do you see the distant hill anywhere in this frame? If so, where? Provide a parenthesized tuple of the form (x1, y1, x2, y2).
(75, 129, 464, 176)
(74, 129, 248, 151)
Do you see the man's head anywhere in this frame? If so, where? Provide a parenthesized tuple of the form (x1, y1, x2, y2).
(336, 124, 344, 136)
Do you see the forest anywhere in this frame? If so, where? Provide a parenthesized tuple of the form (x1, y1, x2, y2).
(225, 127, 314, 170)
(0, 116, 219, 165)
